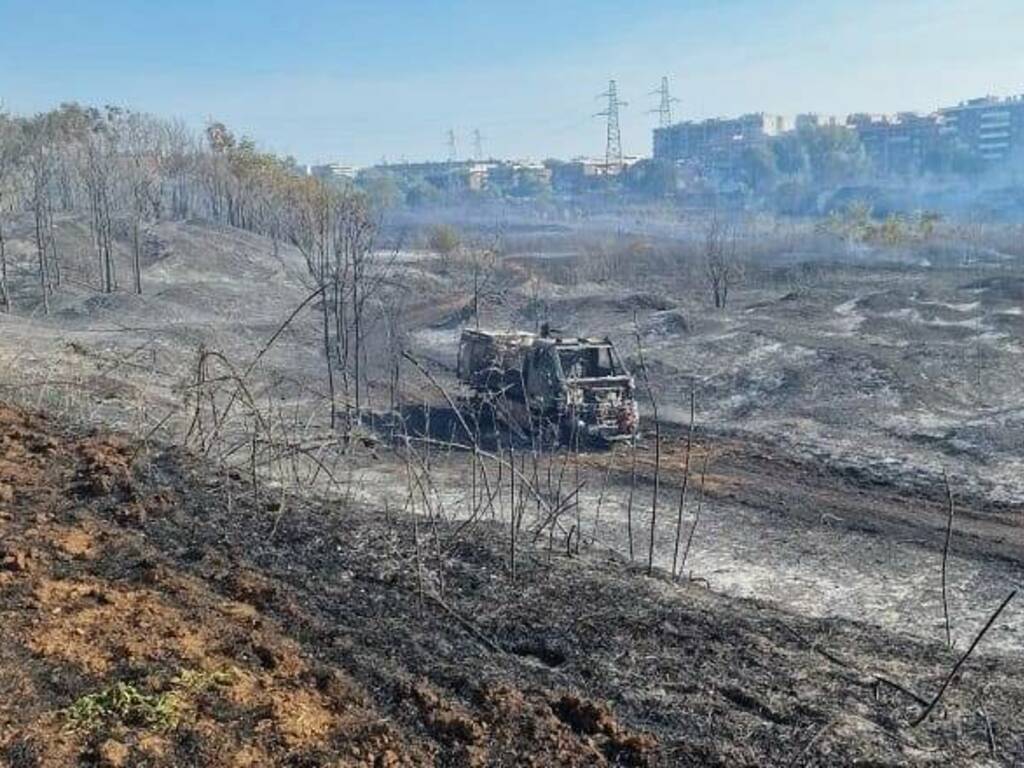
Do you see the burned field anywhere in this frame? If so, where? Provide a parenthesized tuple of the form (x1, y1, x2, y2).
(0, 214, 1023, 764)
(2, 403, 1023, 766)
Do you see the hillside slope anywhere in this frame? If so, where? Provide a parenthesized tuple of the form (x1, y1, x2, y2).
(1, 403, 1022, 766)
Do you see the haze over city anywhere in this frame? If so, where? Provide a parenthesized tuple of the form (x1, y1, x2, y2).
(3, 0, 1023, 164)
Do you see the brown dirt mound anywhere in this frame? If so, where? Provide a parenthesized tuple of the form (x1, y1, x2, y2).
(0, 406, 430, 767)
(0, 404, 657, 767)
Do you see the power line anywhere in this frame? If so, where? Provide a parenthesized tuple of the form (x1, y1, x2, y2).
(649, 76, 680, 129)
(595, 79, 627, 172)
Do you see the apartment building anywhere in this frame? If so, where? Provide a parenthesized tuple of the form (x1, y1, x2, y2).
(939, 95, 1024, 163)
(846, 112, 942, 176)
(652, 113, 789, 175)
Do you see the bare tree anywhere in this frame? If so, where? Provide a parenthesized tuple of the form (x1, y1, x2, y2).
(380, 284, 409, 411)
(124, 111, 166, 294)
(336, 197, 381, 418)
(445, 228, 505, 331)
(165, 120, 199, 220)
(704, 215, 742, 309)
(80, 107, 120, 293)
(0, 111, 21, 313)
(284, 176, 342, 428)
(24, 115, 57, 312)
(468, 228, 506, 330)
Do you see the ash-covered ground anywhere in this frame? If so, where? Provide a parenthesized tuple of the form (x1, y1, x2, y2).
(1, 213, 1022, 674)
(400, 223, 1024, 655)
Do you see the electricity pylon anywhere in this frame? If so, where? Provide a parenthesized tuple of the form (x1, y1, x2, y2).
(649, 76, 679, 128)
(472, 129, 485, 162)
(446, 129, 458, 162)
(595, 80, 627, 172)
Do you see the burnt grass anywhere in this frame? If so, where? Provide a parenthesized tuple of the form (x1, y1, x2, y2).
(2, 405, 1022, 765)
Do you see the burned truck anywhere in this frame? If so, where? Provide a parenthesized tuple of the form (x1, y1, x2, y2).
(457, 328, 638, 444)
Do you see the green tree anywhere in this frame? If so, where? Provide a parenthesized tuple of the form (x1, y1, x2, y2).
(773, 180, 816, 215)
(357, 169, 402, 209)
(771, 132, 811, 178)
(428, 223, 460, 268)
(510, 171, 551, 199)
(801, 125, 869, 186)
(405, 178, 441, 207)
(737, 145, 778, 193)
(923, 136, 985, 178)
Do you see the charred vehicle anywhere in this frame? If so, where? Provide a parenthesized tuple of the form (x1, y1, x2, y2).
(457, 328, 638, 443)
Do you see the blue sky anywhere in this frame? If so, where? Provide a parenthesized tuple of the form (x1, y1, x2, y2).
(1, 0, 1022, 165)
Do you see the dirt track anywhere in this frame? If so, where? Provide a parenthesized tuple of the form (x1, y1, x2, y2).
(354, 411, 1024, 654)
(590, 424, 1024, 651)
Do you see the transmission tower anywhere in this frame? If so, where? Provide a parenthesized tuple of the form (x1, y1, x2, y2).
(472, 129, 485, 161)
(595, 80, 627, 172)
(446, 129, 458, 162)
(649, 76, 679, 129)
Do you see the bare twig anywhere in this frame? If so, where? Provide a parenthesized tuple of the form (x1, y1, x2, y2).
(672, 385, 695, 579)
(633, 310, 660, 577)
(912, 589, 1017, 727)
(941, 469, 955, 649)
(626, 440, 637, 561)
(978, 708, 996, 756)
(412, 514, 424, 616)
(590, 457, 614, 548)
(401, 350, 558, 518)
(789, 718, 838, 767)
(679, 453, 709, 577)
(425, 592, 504, 655)
(775, 620, 929, 707)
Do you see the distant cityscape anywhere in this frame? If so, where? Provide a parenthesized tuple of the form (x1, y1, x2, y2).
(653, 94, 1024, 181)
(304, 91, 1024, 210)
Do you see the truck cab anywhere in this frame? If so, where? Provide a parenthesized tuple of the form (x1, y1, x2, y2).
(457, 329, 637, 444)
(524, 337, 637, 442)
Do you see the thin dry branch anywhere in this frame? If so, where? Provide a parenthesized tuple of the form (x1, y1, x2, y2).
(672, 385, 695, 580)
(941, 469, 955, 649)
(911, 589, 1017, 727)
(633, 310, 660, 577)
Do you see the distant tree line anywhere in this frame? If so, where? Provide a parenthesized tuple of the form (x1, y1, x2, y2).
(0, 102, 395, 428)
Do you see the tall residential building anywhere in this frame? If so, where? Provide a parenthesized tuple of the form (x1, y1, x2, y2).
(651, 93, 1024, 185)
(846, 112, 942, 176)
(653, 113, 790, 175)
(938, 95, 1024, 163)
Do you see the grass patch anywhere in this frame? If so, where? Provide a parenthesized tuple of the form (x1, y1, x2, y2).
(65, 668, 235, 732)
(66, 682, 181, 731)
